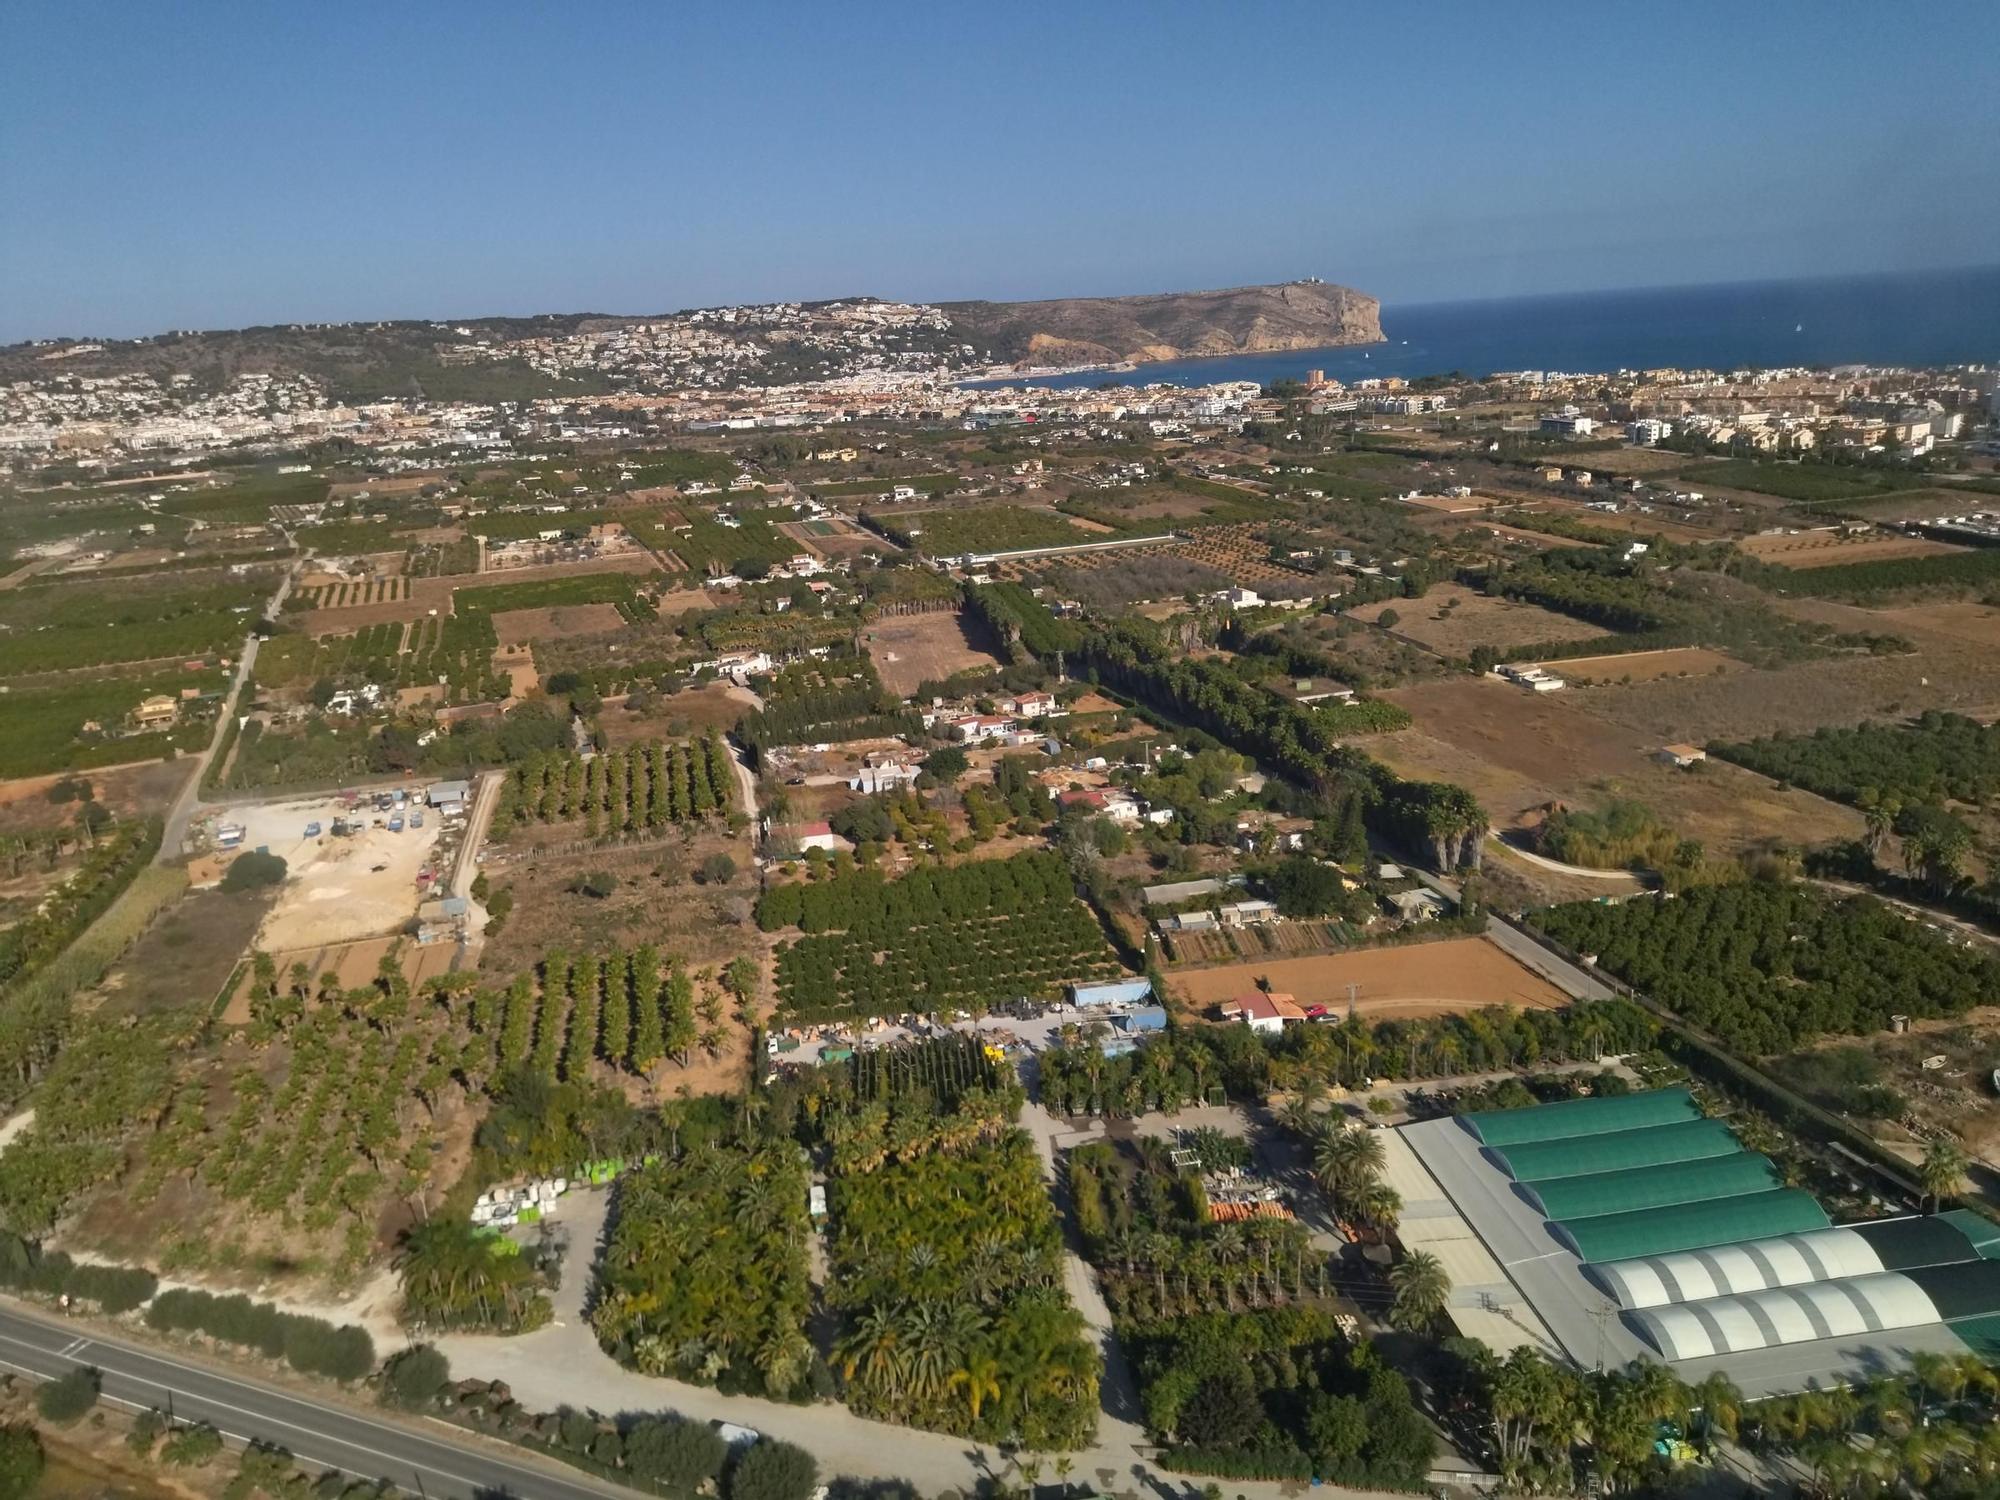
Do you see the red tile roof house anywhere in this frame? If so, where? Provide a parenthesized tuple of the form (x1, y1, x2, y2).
(1219, 991, 1306, 1034)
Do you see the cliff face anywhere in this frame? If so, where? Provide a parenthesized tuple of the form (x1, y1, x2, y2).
(943, 280, 1382, 368)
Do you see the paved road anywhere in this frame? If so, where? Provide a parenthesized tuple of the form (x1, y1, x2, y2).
(159, 559, 301, 862)
(0, 1301, 625, 1500)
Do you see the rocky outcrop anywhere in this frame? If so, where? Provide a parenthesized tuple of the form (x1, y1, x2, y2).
(944, 280, 1382, 368)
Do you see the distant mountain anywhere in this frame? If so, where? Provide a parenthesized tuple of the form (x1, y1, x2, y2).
(941, 280, 1382, 368)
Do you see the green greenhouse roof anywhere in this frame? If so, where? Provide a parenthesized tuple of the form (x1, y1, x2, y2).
(1555, 1188, 1830, 1264)
(1460, 1086, 1699, 1148)
(1492, 1116, 1743, 1184)
(1939, 1209, 2000, 1259)
(1526, 1150, 1781, 1222)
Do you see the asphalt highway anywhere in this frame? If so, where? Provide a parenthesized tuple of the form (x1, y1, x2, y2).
(0, 1301, 619, 1500)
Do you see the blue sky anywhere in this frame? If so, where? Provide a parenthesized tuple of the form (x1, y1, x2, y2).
(3, 1, 1997, 342)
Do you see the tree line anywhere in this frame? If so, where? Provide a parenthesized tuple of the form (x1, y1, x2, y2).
(1532, 883, 2000, 1054)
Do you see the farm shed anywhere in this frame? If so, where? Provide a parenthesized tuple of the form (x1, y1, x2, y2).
(1071, 978, 1153, 1008)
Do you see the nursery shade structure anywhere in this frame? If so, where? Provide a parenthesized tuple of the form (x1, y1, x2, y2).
(1461, 1086, 1700, 1148)
(1592, 1213, 2000, 1310)
(1554, 1188, 1830, 1265)
(1525, 1151, 1781, 1221)
(1628, 1271, 1944, 1362)
(1492, 1116, 1742, 1183)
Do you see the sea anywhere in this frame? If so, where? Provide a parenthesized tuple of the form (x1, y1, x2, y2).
(964, 264, 2000, 391)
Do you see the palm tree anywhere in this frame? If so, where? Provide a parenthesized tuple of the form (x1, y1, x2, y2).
(1920, 1136, 1968, 1212)
(1313, 1123, 1384, 1201)
(1690, 1372, 1742, 1451)
(948, 1354, 1002, 1424)
(1351, 1179, 1403, 1235)
(1388, 1249, 1450, 1332)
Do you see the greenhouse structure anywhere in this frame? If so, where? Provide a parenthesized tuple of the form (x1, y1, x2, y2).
(1387, 1086, 2000, 1396)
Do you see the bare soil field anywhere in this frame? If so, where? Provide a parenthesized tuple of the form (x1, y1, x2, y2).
(1346, 583, 1604, 656)
(221, 934, 455, 1024)
(1739, 530, 1965, 569)
(1834, 488, 2000, 522)
(0, 759, 190, 832)
(1168, 935, 1567, 1015)
(202, 792, 447, 950)
(1562, 601, 2000, 743)
(1377, 676, 1863, 856)
(598, 682, 749, 746)
(779, 516, 892, 560)
(1399, 493, 1488, 514)
(94, 884, 277, 1022)
(295, 552, 661, 635)
(863, 611, 1005, 695)
(1799, 598, 2000, 652)
(491, 602, 625, 645)
(1477, 841, 1648, 913)
(492, 644, 539, 700)
(1780, 1012, 2000, 1167)
(1541, 646, 1742, 684)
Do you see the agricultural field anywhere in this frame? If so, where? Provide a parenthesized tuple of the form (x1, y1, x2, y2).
(593, 1138, 813, 1396)
(1533, 882, 2000, 1054)
(868, 503, 1103, 555)
(1679, 458, 1929, 506)
(627, 505, 799, 576)
(780, 514, 891, 561)
(1577, 601, 2000, 743)
(1374, 676, 1864, 857)
(1710, 712, 2000, 812)
(0, 667, 227, 779)
(494, 735, 737, 835)
(860, 610, 1005, 696)
(0, 571, 273, 676)
(1738, 529, 1966, 570)
(253, 611, 505, 706)
(62, 942, 716, 1277)
(221, 935, 455, 1022)
(816, 1074, 1098, 1449)
(1021, 549, 1234, 607)
(453, 569, 659, 625)
(98, 881, 280, 1023)
(757, 851, 1126, 1023)
(1345, 582, 1605, 656)
(1166, 935, 1567, 1018)
(297, 577, 412, 610)
(489, 602, 625, 645)
(1544, 646, 1743, 684)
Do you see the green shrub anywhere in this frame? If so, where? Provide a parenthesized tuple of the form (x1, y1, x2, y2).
(222, 850, 289, 891)
(126, 1408, 166, 1456)
(728, 1440, 818, 1500)
(624, 1417, 726, 1491)
(379, 1344, 451, 1409)
(35, 1366, 98, 1424)
(161, 1422, 225, 1467)
(64, 1260, 158, 1314)
(0, 1423, 44, 1500)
